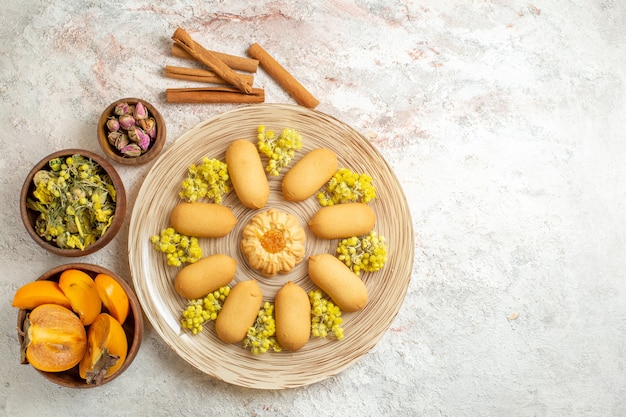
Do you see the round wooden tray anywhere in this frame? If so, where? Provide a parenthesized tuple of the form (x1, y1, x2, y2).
(128, 104, 413, 389)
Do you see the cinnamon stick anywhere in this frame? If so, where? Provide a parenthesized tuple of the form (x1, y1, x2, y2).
(166, 87, 265, 104)
(247, 43, 319, 109)
(172, 44, 259, 73)
(165, 65, 255, 86)
(171, 28, 252, 94)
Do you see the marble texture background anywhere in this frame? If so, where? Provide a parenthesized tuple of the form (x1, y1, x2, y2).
(1, 1, 625, 416)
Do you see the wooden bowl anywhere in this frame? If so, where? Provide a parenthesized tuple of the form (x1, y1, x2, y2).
(20, 149, 126, 257)
(97, 98, 166, 165)
(16, 263, 144, 388)
(128, 104, 415, 388)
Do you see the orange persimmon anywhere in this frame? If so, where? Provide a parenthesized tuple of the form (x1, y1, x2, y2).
(58, 269, 102, 326)
(21, 304, 87, 372)
(94, 273, 129, 325)
(12, 280, 71, 310)
(79, 313, 128, 384)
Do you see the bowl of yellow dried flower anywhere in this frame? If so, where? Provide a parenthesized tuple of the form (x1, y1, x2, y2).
(97, 98, 166, 165)
(20, 149, 126, 257)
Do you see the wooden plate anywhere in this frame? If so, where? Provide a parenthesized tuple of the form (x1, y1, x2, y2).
(128, 104, 413, 389)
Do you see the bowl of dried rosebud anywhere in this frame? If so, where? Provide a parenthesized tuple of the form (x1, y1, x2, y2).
(13, 262, 144, 388)
(97, 98, 166, 165)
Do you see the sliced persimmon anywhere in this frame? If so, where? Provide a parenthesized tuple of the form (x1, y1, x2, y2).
(12, 280, 71, 310)
(22, 304, 87, 372)
(58, 269, 102, 326)
(94, 273, 129, 324)
(79, 313, 128, 385)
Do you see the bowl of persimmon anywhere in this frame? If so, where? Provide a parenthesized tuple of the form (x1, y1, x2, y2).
(12, 263, 143, 388)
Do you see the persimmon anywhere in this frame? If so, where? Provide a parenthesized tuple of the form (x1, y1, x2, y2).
(21, 304, 87, 372)
(94, 273, 129, 324)
(12, 280, 71, 310)
(79, 313, 128, 385)
(58, 269, 102, 326)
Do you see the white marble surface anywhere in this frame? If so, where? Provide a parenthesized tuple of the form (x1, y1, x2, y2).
(1, 1, 625, 416)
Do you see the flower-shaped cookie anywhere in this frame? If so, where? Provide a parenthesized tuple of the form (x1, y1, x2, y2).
(240, 209, 306, 277)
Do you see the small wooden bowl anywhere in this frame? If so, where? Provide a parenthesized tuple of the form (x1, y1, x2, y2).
(16, 263, 144, 388)
(20, 149, 126, 257)
(97, 98, 166, 165)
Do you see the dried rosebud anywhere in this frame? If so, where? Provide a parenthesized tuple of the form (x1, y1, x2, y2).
(144, 117, 157, 138)
(136, 128, 151, 150)
(118, 114, 136, 130)
(114, 102, 130, 116)
(119, 143, 142, 157)
(107, 131, 123, 146)
(114, 133, 130, 150)
(127, 126, 139, 142)
(106, 117, 120, 132)
(108, 131, 130, 150)
(134, 101, 148, 120)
